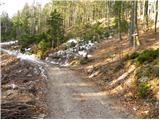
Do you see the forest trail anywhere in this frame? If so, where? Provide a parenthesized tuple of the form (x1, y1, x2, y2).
(45, 64, 136, 119)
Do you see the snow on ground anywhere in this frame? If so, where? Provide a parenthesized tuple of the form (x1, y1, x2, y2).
(1, 39, 96, 67)
(1, 48, 48, 82)
(1, 48, 43, 64)
(0, 40, 18, 46)
(38, 65, 48, 80)
(67, 38, 78, 44)
(78, 50, 88, 58)
(46, 39, 97, 66)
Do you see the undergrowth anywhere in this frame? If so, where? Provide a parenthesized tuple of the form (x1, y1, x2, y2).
(126, 48, 159, 66)
(137, 82, 151, 98)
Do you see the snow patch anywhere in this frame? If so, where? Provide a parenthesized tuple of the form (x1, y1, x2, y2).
(78, 50, 88, 58)
(46, 39, 97, 66)
(38, 65, 47, 80)
(1, 48, 43, 64)
(0, 40, 18, 46)
(67, 38, 78, 44)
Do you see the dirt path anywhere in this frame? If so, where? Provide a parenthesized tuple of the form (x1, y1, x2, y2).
(45, 65, 136, 119)
(1, 46, 136, 119)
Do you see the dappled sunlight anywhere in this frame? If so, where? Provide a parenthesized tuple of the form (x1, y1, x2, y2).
(109, 65, 135, 89)
(109, 76, 135, 96)
(110, 85, 124, 95)
(79, 91, 107, 97)
(73, 91, 107, 98)
(146, 42, 159, 49)
(58, 82, 95, 87)
(72, 97, 88, 101)
(72, 91, 108, 102)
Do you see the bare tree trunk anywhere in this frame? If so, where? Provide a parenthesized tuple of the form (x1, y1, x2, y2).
(144, 0, 149, 31)
(128, 1, 140, 47)
(118, 2, 122, 41)
(118, 11, 122, 41)
(134, 1, 141, 47)
(133, 1, 140, 47)
(155, 0, 158, 33)
(106, 1, 111, 40)
(128, 1, 134, 46)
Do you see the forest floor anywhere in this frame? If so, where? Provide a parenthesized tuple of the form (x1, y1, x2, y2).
(1, 52, 48, 119)
(69, 29, 159, 118)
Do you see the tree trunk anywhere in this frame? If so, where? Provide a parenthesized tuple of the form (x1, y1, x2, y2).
(117, 2, 122, 41)
(133, 1, 140, 47)
(155, 0, 158, 33)
(129, 1, 134, 46)
(128, 1, 140, 47)
(144, 0, 149, 31)
(118, 10, 122, 41)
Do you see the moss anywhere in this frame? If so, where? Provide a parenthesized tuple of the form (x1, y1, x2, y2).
(137, 82, 151, 98)
(127, 49, 159, 66)
(136, 49, 158, 64)
(129, 52, 140, 59)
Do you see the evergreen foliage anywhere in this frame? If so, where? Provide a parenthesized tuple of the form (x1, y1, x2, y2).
(127, 49, 159, 65)
(0, 0, 158, 58)
(47, 9, 64, 48)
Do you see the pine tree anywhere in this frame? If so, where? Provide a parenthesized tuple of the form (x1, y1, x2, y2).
(47, 9, 64, 48)
(1, 12, 14, 41)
